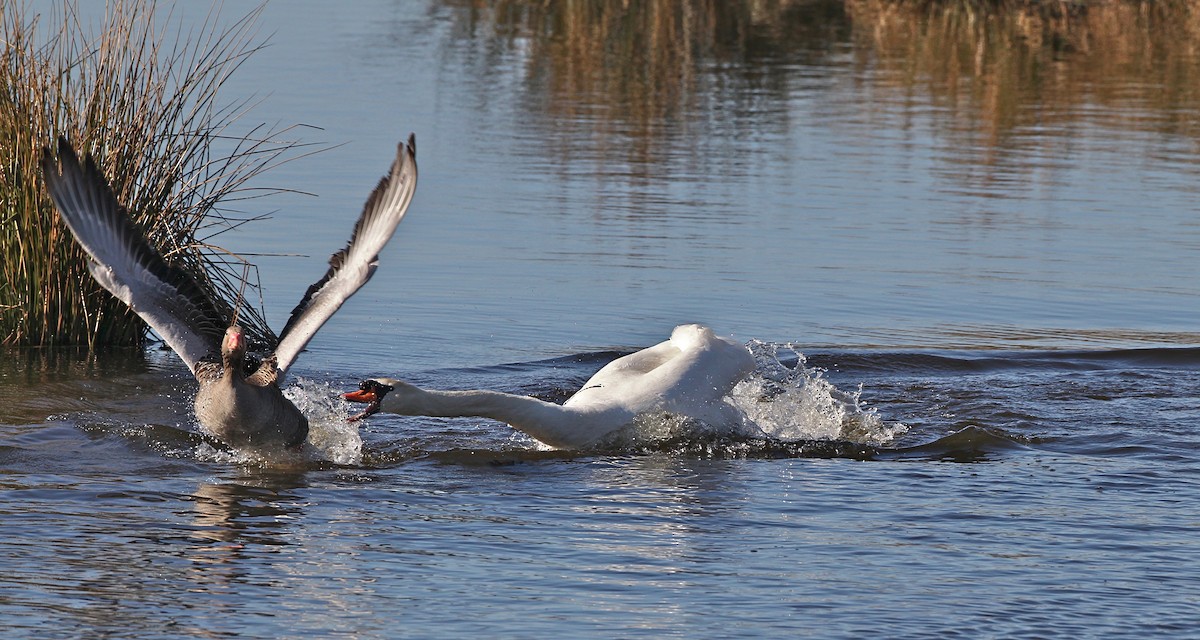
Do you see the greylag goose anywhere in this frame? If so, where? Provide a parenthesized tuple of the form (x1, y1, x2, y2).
(41, 135, 418, 449)
(345, 324, 755, 449)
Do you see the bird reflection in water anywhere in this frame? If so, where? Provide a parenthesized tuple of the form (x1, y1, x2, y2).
(186, 479, 307, 585)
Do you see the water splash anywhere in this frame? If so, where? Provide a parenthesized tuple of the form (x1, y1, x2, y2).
(728, 340, 906, 446)
(180, 342, 906, 464)
(593, 340, 906, 453)
(190, 379, 363, 467)
(285, 378, 363, 466)
(191, 441, 293, 466)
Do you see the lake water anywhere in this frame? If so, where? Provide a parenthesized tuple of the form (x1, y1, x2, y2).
(3, 0, 1200, 637)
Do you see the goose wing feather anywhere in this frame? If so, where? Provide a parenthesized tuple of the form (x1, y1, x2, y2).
(273, 134, 418, 377)
(40, 137, 227, 373)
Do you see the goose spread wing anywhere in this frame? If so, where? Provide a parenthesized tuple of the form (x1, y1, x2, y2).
(40, 137, 227, 373)
(273, 134, 418, 377)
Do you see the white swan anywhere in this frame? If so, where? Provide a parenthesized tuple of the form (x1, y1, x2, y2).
(41, 135, 418, 448)
(344, 324, 756, 449)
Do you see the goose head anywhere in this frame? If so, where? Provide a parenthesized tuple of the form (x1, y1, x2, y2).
(221, 326, 248, 370)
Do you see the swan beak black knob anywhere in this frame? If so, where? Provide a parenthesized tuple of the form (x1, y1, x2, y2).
(345, 379, 394, 421)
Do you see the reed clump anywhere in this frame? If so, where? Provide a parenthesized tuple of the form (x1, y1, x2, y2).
(0, 1, 293, 346)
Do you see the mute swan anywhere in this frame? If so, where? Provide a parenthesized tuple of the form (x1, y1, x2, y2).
(41, 135, 418, 448)
(344, 324, 756, 449)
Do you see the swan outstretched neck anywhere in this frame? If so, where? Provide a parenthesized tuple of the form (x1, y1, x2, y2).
(346, 324, 756, 449)
(42, 135, 418, 449)
(348, 379, 636, 449)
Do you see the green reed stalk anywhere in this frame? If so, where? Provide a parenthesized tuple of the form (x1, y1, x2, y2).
(0, 0, 297, 347)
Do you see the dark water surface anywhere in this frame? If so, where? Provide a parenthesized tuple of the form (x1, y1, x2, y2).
(4, 1, 1200, 637)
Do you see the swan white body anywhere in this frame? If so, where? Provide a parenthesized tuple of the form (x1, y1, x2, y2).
(42, 135, 418, 448)
(347, 324, 756, 449)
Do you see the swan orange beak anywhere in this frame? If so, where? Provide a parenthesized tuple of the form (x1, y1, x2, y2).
(343, 389, 378, 403)
(344, 380, 393, 422)
(344, 388, 378, 422)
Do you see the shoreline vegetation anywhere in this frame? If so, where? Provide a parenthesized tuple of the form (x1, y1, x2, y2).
(1, 1, 298, 347)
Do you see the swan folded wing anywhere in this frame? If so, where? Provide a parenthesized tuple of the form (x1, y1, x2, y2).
(40, 137, 227, 373)
(274, 134, 418, 377)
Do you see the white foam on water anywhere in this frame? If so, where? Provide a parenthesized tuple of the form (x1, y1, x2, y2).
(592, 340, 906, 452)
(729, 340, 906, 446)
(285, 378, 363, 466)
(188, 379, 363, 467)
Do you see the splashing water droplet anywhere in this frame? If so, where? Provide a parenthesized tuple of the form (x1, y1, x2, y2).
(285, 378, 363, 465)
(594, 340, 906, 454)
(728, 340, 906, 446)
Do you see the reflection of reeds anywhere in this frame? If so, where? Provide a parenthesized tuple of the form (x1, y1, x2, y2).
(445, 0, 1200, 156)
(844, 0, 1200, 145)
(443, 0, 833, 168)
(1, 1, 295, 346)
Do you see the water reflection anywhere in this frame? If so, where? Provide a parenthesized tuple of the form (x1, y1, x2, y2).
(444, 0, 847, 134)
(844, 0, 1200, 183)
(0, 346, 171, 425)
(440, 0, 852, 189)
(434, 0, 1200, 226)
(444, 0, 1200, 154)
(189, 479, 306, 548)
(0, 346, 150, 384)
(185, 478, 308, 598)
(415, 0, 1200, 345)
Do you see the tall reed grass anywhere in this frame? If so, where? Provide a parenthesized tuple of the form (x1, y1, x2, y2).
(1, 0, 296, 347)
